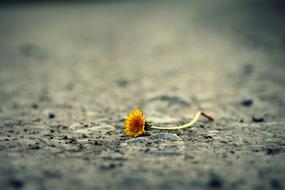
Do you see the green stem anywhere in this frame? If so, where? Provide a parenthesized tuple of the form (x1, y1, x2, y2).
(150, 111, 214, 130)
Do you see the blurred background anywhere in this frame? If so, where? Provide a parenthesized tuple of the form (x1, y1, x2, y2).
(0, 0, 285, 190)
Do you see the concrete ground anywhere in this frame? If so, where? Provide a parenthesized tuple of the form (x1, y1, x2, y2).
(0, 1, 285, 190)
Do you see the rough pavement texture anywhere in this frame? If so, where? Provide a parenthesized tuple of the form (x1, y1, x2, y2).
(0, 1, 285, 190)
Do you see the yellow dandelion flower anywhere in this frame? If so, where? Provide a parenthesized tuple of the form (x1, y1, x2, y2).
(124, 108, 146, 137)
(124, 108, 214, 138)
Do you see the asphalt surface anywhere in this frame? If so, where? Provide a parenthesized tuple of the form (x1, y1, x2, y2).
(0, 1, 285, 190)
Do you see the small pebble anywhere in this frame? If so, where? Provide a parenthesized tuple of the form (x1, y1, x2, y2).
(9, 179, 24, 189)
(31, 103, 39, 109)
(63, 135, 68, 140)
(94, 140, 103, 145)
(81, 133, 88, 138)
(28, 143, 40, 150)
(48, 112, 55, 119)
(252, 116, 264, 123)
(184, 155, 194, 160)
(144, 148, 150, 153)
(117, 79, 129, 87)
(99, 163, 116, 170)
(203, 133, 214, 139)
(208, 172, 223, 188)
(266, 145, 280, 155)
(270, 179, 282, 190)
(241, 96, 253, 106)
(203, 130, 218, 139)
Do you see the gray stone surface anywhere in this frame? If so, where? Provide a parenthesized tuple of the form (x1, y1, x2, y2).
(0, 1, 285, 190)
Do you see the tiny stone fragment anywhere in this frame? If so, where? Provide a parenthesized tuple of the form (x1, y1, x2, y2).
(48, 112, 55, 119)
(9, 178, 24, 189)
(252, 116, 264, 123)
(241, 96, 253, 106)
(208, 172, 223, 188)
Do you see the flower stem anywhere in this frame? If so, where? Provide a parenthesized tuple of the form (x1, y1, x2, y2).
(150, 111, 214, 130)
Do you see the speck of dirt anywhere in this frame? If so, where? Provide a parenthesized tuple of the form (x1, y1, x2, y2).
(208, 172, 223, 188)
(266, 145, 281, 155)
(28, 144, 40, 150)
(270, 179, 282, 190)
(184, 155, 194, 160)
(117, 79, 129, 87)
(31, 103, 39, 109)
(252, 116, 264, 123)
(241, 96, 253, 106)
(242, 64, 254, 75)
(48, 112, 55, 119)
(81, 133, 88, 138)
(19, 43, 48, 60)
(99, 163, 117, 170)
(144, 148, 150, 153)
(203, 134, 214, 139)
(94, 140, 103, 145)
(9, 178, 24, 189)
